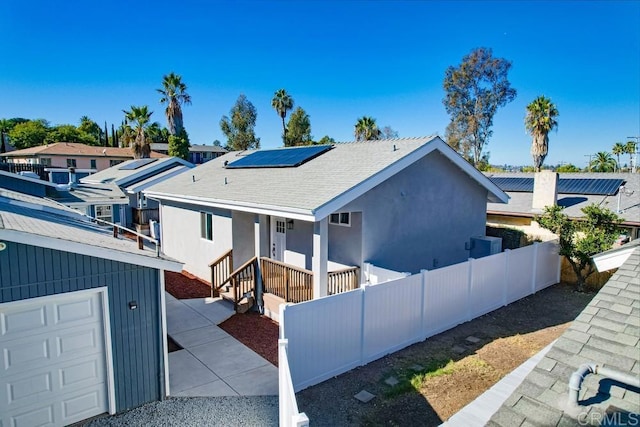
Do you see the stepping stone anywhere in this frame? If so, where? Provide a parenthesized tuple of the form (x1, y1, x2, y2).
(354, 390, 376, 403)
(466, 336, 481, 344)
(452, 345, 467, 354)
(384, 376, 399, 386)
(410, 364, 424, 372)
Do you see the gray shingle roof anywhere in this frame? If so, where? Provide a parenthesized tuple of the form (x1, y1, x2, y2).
(0, 189, 181, 271)
(486, 172, 640, 225)
(144, 137, 508, 219)
(488, 249, 640, 425)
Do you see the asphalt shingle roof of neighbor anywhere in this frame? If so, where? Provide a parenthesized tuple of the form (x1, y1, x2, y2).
(488, 248, 640, 426)
(144, 136, 507, 216)
(1, 142, 168, 158)
(81, 156, 193, 186)
(486, 172, 640, 225)
(0, 188, 181, 271)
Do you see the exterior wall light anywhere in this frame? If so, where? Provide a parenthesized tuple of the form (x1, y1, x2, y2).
(287, 219, 294, 230)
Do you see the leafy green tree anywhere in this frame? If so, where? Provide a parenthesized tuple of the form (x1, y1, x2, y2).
(8, 120, 49, 149)
(158, 72, 191, 135)
(612, 142, 626, 171)
(589, 151, 616, 172)
(123, 106, 153, 158)
(271, 89, 294, 145)
(380, 126, 399, 139)
(316, 135, 335, 145)
(78, 116, 101, 145)
(537, 204, 621, 291)
(555, 163, 581, 173)
(147, 122, 170, 144)
(354, 116, 381, 141)
(168, 129, 190, 160)
(625, 140, 637, 172)
(220, 94, 260, 151)
(443, 47, 517, 165)
(525, 96, 559, 172)
(285, 107, 312, 146)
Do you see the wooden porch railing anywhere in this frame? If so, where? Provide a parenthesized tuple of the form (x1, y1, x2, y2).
(229, 257, 258, 312)
(209, 249, 233, 297)
(328, 267, 360, 295)
(132, 207, 159, 225)
(260, 257, 313, 303)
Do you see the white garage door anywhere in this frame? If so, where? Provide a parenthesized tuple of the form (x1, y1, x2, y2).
(0, 290, 110, 427)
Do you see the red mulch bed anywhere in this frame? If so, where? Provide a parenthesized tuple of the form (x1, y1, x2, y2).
(165, 270, 212, 298)
(164, 270, 279, 366)
(219, 312, 279, 366)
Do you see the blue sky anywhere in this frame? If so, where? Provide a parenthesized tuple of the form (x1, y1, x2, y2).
(1, 1, 638, 167)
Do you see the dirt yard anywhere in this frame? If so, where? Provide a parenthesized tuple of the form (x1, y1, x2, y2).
(164, 271, 594, 426)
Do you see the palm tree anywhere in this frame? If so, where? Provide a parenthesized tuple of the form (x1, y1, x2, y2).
(625, 140, 637, 173)
(525, 96, 559, 172)
(122, 106, 153, 159)
(354, 116, 381, 141)
(612, 142, 626, 171)
(589, 151, 617, 172)
(271, 89, 294, 145)
(157, 72, 191, 136)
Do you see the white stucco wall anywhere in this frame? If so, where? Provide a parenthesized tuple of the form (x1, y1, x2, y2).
(160, 202, 233, 280)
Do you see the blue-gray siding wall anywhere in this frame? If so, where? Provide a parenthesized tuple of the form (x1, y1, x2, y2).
(0, 241, 163, 413)
(342, 151, 488, 273)
(286, 220, 313, 270)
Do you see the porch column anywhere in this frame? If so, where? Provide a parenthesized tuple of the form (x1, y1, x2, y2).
(312, 217, 328, 299)
(254, 214, 268, 311)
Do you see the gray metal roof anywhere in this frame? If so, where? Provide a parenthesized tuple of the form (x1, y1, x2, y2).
(0, 189, 182, 271)
(488, 249, 640, 425)
(145, 137, 508, 219)
(81, 156, 193, 187)
(487, 172, 640, 225)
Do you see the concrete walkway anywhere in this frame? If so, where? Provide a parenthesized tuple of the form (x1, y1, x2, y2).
(166, 292, 279, 397)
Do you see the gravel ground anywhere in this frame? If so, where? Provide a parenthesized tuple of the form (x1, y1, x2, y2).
(85, 396, 278, 426)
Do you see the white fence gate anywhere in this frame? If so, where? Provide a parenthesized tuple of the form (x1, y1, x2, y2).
(281, 241, 560, 392)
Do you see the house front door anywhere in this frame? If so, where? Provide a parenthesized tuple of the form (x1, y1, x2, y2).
(271, 217, 286, 262)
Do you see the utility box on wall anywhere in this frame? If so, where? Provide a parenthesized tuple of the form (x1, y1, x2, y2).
(470, 236, 502, 259)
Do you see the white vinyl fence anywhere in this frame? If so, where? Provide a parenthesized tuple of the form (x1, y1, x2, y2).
(281, 241, 560, 392)
(278, 339, 309, 427)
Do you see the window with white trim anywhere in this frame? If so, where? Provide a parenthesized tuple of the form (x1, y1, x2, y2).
(201, 212, 213, 241)
(90, 159, 97, 169)
(40, 157, 52, 166)
(329, 212, 351, 226)
(95, 205, 112, 223)
(67, 158, 77, 168)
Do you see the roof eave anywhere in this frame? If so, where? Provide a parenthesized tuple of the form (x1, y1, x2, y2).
(0, 229, 183, 272)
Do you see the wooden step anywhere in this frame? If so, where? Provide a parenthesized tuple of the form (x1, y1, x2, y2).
(219, 290, 254, 314)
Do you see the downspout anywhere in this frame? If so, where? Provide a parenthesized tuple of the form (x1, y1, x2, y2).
(568, 363, 640, 407)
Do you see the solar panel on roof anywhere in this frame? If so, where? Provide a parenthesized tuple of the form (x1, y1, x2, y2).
(558, 178, 623, 195)
(489, 177, 534, 192)
(118, 158, 157, 170)
(490, 177, 624, 196)
(226, 145, 332, 169)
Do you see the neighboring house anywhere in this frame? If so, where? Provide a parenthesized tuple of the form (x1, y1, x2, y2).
(81, 157, 194, 232)
(485, 244, 640, 426)
(0, 188, 182, 426)
(486, 172, 640, 241)
(144, 137, 508, 311)
(0, 142, 168, 183)
(150, 143, 227, 164)
(0, 169, 129, 224)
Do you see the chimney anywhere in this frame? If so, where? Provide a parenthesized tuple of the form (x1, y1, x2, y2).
(532, 170, 558, 211)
